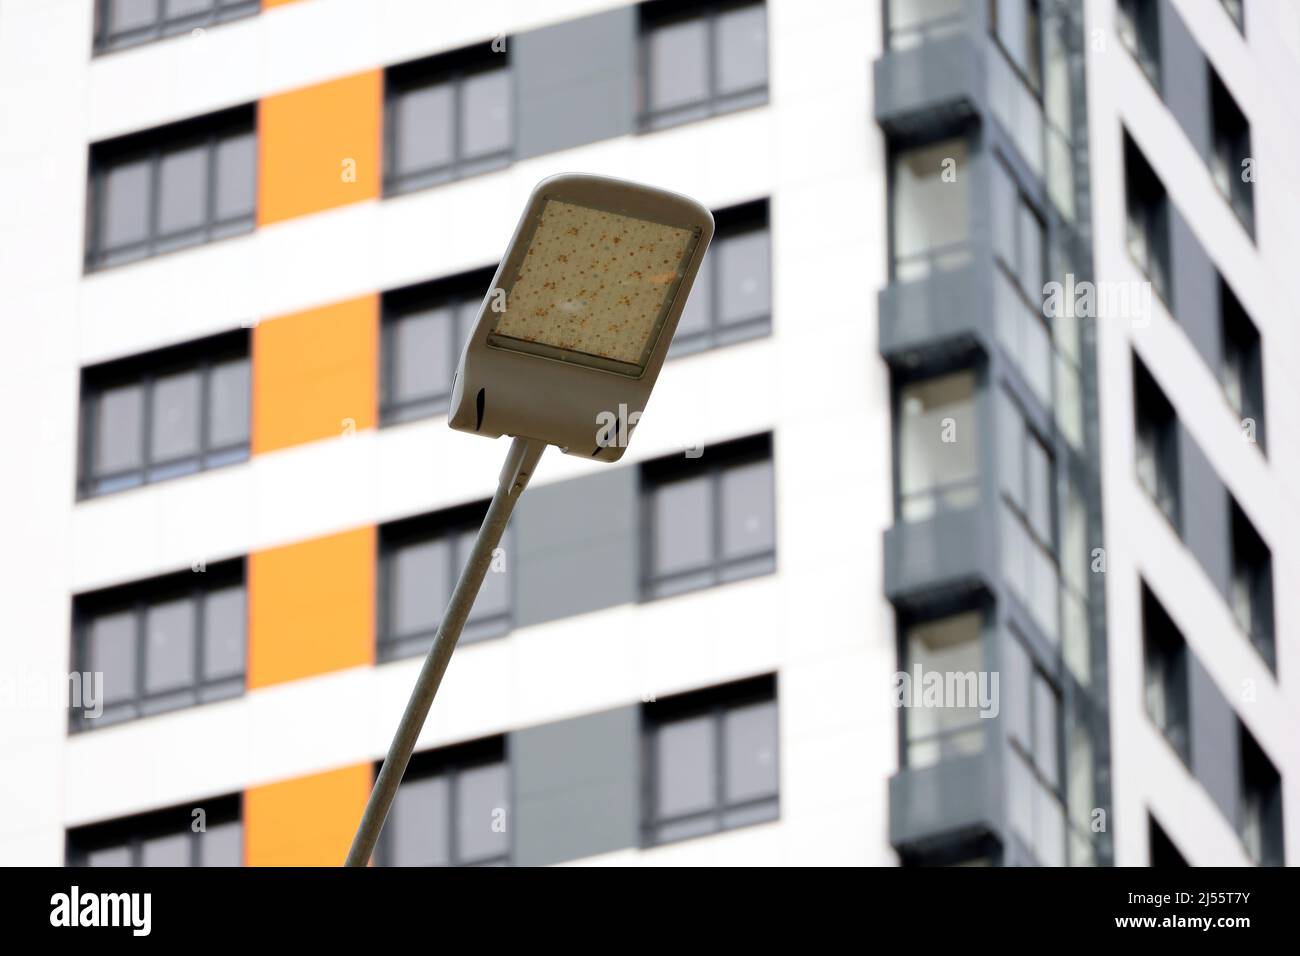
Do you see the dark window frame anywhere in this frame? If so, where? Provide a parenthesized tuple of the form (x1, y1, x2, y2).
(641, 674, 779, 847)
(1219, 278, 1265, 452)
(1132, 354, 1181, 534)
(86, 105, 256, 271)
(374, 736, 511, 867)
(669, 199, 771, 357)
(383, 44, 514, 197)
(70, 560, 246, 733)
(1123, 133, 1171, 306)
(1229, 499, 1275, 672)
(380, 266, 497, 425)
(1237, 722, 1284, 866)
(1209, 66, 1255, 235)
(1141, 583, 1191, 766)
(67, 794, 242, 866)
(638, 0, 770, 132)
(78, 330, 251, 499)
(640, 433, 776, 600)
(1117, 0, 1161, 89)
(1148, 812, 1189, 866)
(377, 502, 513, 663)
(93, 0, 260, 55)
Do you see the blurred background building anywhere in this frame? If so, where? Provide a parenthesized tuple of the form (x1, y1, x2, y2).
(0, 0, 1294, 866)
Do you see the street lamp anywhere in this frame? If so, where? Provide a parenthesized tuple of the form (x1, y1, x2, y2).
(345, 174, 714, 866)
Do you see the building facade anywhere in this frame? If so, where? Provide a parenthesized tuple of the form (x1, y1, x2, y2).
(0, 0, 1293, 867)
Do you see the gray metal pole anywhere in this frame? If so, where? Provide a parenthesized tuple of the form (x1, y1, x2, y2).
(345, 436, 545, 867)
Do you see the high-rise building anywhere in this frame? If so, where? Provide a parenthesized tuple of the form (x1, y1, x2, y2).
(0, 0, 1293, 867)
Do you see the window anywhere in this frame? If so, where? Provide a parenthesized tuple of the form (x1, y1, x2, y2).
(1221, 0, 1244, 33)
(1117, 0, 1160, 87)
(1133, 355, 1180, 531)
(381, 268, 494, 424)
(886, 0, 965, 50)
(68, 796, 241, 866)
(1220, 279, 1264, 450)
(94, 0, 260, 53)
(991, 159, 1051, 405)
(891, 137, 971, 281)
(988, 0, 1043, 94)
(71, 562, 245, 732)
(1209, 68, 1254, 233)
(901, 609, 987, 769)
(670, 200, 771, 356)
(385, 45, 512, 196)
(378, 505, 511, 662)
(375, 738, 510, 866)
(643, 675, 778, 846)
(1238, 723, 1283, 866)
(896, 368, 978, 522)
(1230, 500, 1274, 671)
(86, 107, 255, 269)
(640, 0, 768, 130)
(1141, 584, 1190, 764)
(998, 392, 1059, 640)
(1003, 632, 1064, 866)
(1148, 814, 1188, 866)
(1123, 134, 1170, 302)
(78, 332, 250, 498)
(643, 434, 775, 599)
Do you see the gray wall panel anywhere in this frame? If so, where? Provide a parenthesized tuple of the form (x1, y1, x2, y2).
(1188, 654, 1239, 827)
(1169, 207, 1220, 371)
(1158, 0, 1211, 160)
(514, 467, 639, 627)
(1178, 425, 1231, 597)
(514, 8, 637, 160)
(511, 706, 640, 865)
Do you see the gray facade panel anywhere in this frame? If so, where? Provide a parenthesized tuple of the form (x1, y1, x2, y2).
(1169, 206, 1220, 371)
(1188, 655, 1239, 826)
(511, 706, 640, 865)
(514, 468, 639, 627)
(1178, 425, 1231, 597)
(1158, 0, 1211, 160)
(514, 8, 637, 160)
(889, 749, 998, 849)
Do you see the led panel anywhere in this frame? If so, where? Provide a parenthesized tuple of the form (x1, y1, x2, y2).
(487, 199, 702, 376)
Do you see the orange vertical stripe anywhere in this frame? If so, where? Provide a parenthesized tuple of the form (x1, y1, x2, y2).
(262, 0, 304, 8)
(248, 526, 375, 689)
(257, 70, 381, 225)
(245, 763, 373, 866)
(251, 294, 377, 454)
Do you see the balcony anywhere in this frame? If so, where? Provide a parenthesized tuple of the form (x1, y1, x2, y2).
(884, 504, 997, 608)
(889, 750, 999, 851)
(878, 246, 996, 367)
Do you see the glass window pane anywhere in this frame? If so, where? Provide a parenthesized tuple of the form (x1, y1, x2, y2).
(649, 19, 709, 113)
(94, 382, 145, 475)
(88, 845, 133, 867)
(396, 83, 454, 175)
(720, 459, 774, 561)
(460, 529, 508, 621)
(390, 775, 449, 866)
(208, 357, 250, 449)
(892, 139, 969, 267)
(391, 539, 449, 636)
(101, 157, 152, 251)
(1033, 674, 1060, 786)
(906, 611, 985, 739)
(110, 0, 159, 35)
(716, 5, 768, 95)
(898, 370, 977, 519)
(456, 762, 509, 863)
(723, 700, 777, 804)
(717, 230, 770, 326)
(165, 0, 212, 20)
(392, 308, 453, 404)
(655, 714, 715, 818)
(652, 474, 713, 577)
(1025, 434, 1052, 542)
(1018, 204, 1044, 300)
(141, 832, 190, 866)
(89, 610, 137, 706)
(200, 820, 241, 867)
(202, 585, 245, 681)
(145, 598, 195, 695)
(151, 369, 202, 462)
(214, 131, 255, 221)
(157, 144, 207, 236)
(1003, 633, 1030, 748)
(675, 255, 712, 338)
(461, 69, 512, 159)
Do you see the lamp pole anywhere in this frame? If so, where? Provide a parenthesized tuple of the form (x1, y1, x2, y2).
(345, 436, 545, 867)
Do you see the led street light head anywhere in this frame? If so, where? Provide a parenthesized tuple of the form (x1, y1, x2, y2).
(449, 174, 714, 461)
